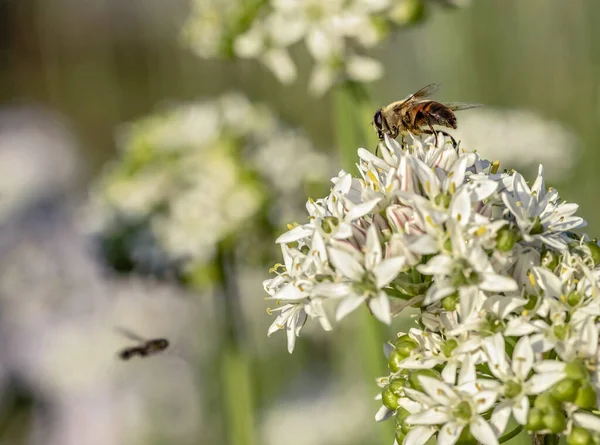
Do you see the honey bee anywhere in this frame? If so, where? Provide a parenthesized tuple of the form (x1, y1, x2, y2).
(372, 83, 480, 144)
(116, 327, 169, 360)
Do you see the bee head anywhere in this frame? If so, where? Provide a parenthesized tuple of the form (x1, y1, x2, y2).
(373, 110, 384, 140)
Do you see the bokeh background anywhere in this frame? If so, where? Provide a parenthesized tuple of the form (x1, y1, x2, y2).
(0, 0, 597, 444)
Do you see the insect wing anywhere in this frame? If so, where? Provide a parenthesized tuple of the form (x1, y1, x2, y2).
(403, 83, 440, 101)
(444, 102, 482, 111)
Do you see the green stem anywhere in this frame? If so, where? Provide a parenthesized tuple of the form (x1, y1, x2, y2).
(499, 425, 523, 443)
(544, 434, 559, 445)
(214, 241, 256, 445)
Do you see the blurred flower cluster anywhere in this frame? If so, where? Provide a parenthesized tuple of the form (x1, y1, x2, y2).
(454, 107, 579, 180)
(181, 0, 468, 95)
(264, 132, 600, 444)
(89, 92, 331, 280)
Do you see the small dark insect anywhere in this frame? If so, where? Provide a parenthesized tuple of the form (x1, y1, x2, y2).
(116, 327, 169, 360)
(372, 83, 480, 146)
(119, 338, 170, 360)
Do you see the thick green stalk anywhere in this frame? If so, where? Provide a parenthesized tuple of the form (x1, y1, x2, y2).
(333, 82, 393, 444)
(214, 242, 256, 445)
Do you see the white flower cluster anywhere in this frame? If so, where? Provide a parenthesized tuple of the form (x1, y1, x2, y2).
(90, 92, 331, 272)
(181, 0, 467, 96)
(264, 133, 600, 444)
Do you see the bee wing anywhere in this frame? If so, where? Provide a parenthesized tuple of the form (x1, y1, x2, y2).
(444, 102, 482, 111)
(114, 326, 146, 343)
(403, 83, 440, 101)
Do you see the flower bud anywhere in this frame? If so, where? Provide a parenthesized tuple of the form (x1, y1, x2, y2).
(568, 427, 593, 445)
(541, 249, 560, 271)
(442, 292, 459, 311)
(543, 410, 567, 434)
(565, 360, 588, 381)
(534, 392, 562, 412)
(496, 226, 518, 252)
(551, 378, 580, 402)
(408, 369, 441, 392)
(574, 382, 596, 409)
(382, 386, 400, 410)
(526, 407, 544, 431)
(587, 240, 600, 266)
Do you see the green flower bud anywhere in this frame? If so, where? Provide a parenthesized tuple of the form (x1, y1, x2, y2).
(504, 379, 523, 399)
(408, 369, 441, 392)
(565, 360, 589, 381)
(534, 392, 562, 412)
(568, 427, 593, 445)
(382, 386, 400, 410)
(442, 292, 459, 311)
(574, 382, 596, 409)
(389, 379, 404, 397)
(567, 291, 583, 307)
(434, 193, 452, 209)
(541, 249, 560, 271)
(553, 324, 568, 341)
(529, 217, 544, 235)
(551, 378, 580, 402)
(587, 241, 600, 266)
(496, 226, 518, 252)
(526, 407, 545, 431)
(388, 349, 405, 373)
(543, 410, 567, 434)
(524, 293, 538, 311)
(441, 339, 458, 358)
(394, 429, 405, 445)
(394, 336, 419, 358)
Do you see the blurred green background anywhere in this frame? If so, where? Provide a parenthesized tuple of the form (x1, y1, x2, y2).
(0, 0, 598, 444)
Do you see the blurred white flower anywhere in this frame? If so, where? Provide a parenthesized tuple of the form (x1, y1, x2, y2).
(453, 108, 579, 180)
(181, 0, 466, 95)
(91, 92, 333, 272)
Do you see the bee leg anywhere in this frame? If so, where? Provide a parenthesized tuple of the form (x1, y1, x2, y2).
(438, 130, 458, 149)
(427, 122, 439, 146)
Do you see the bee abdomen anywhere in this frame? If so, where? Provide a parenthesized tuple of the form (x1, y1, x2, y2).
(425, 102, 457, 129)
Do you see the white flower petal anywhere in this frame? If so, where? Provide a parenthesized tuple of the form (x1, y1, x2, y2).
(373, 256, 406, 288)
(437, 421, 464, 445)
(276, 225, 314, 243)
(368, 292, 391, 325)
(335, 294, 364, 321)
(474, 390, 498, 413)
(511, 336, 534, 380)
(479, 273, 518, 292)
(419, 377, 456, 405)
(406, 407, 451, 425)
(346, 198, 381, 220)
(470, 416, 499, 445)
(573, 412, 600, 433)
(375, 405, 394, 422)
(527, 372, 565, 394)
(328, 247, 364, 281)
(490, 402, 511, 435)
(404, 426, 437, 445)
(512, 395, 529, 425)
(313, 282, 352, 298)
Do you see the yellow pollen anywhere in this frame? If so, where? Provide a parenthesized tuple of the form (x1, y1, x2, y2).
(516, 201, 522, 207)
(560, 294, 567, 302)
(491, 160, 500, 174)
(449, 182, 456, 195)
(276, 323, 284, 329)
(528, 272, 536, 287)
(522, 309, 529, 317)
(457, 214, 462, 222)
(475, 227, 487, 236)
(425, 180, 431, 194)
(266, 308, 273, 315)
(448, 171, 454, 178)
(298, 284, 304, 292)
